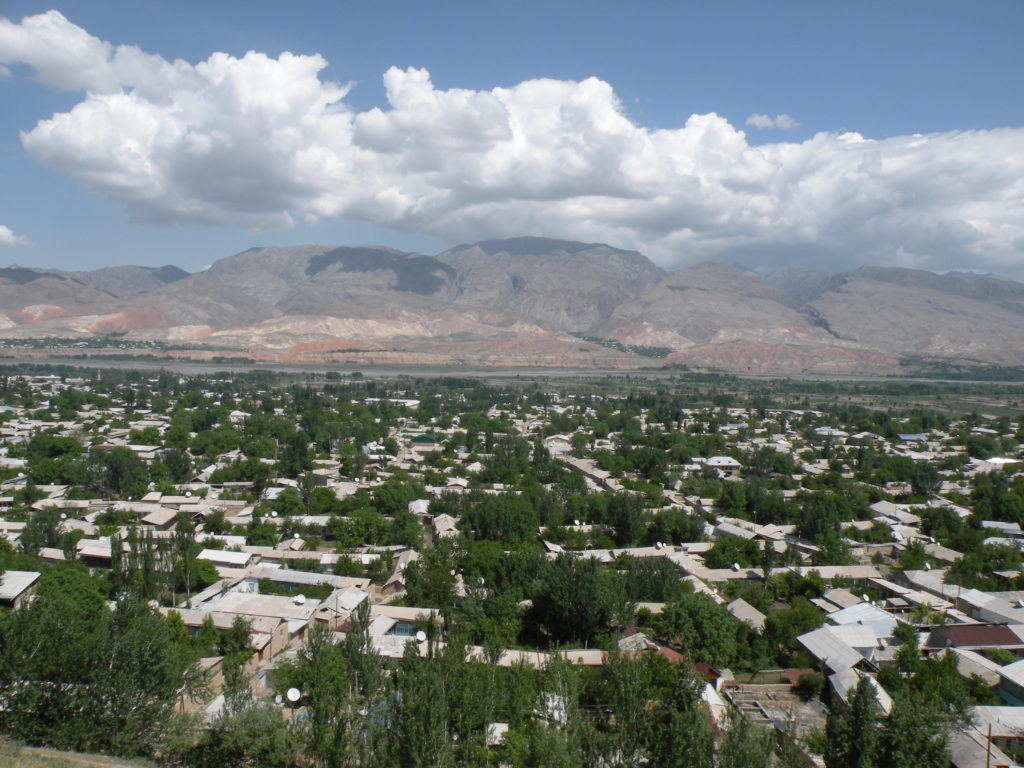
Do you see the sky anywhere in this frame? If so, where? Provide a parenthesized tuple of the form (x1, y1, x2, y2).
(1, 1, 1023, 278)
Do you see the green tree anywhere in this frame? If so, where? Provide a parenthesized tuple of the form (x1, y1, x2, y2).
(528, 554, 620, 646)
(881, 698, 949, 768)
(646, 673, 714, 768)
(653, 592, 741, 667)
(718, 708, 775, 768)
(825, 676, 881, 768)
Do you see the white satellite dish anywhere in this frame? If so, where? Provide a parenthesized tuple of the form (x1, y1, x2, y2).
(655, 541, 663, 550)
(574, 520, 580, 527)
(415, 630, 427, 643)
(275, 694, 283, 705)
(286, 687, 301, 703)
(271, 510, 278, 518)
(293, 594, 306, 605)
(731, 562, 740, 572)
(923, 562, 931, 571)
(861, 593, 870, 602)
(185, 491, 192, 497)
(293, 533, 300, 539)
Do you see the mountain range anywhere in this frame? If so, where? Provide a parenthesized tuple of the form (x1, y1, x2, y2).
(3, 236, 1024, 375)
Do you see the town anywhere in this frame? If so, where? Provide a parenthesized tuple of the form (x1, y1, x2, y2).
(2, 366, 1024, 767)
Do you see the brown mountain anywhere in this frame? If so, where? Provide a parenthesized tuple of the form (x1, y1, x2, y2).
(438, 237, 664, 332)
(2, 241, 1024, 374)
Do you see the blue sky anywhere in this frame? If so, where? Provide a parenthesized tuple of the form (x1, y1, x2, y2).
(1, 0, 1023, 276)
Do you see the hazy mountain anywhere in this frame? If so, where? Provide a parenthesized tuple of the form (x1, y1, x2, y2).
(74, 264, 190, 297)
(2, 241, 1024, 374)
(438, 237, 664, 332)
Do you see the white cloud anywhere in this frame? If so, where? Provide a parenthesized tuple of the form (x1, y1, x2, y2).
(3, 11, 1024, 276)
(746, 113, 798, 130)
(773, 113, 798, 130)
(0, 225, 30, 247)
(0, 63, 10, 77)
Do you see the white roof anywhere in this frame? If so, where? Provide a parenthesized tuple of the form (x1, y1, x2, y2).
(706, 456, 741, 467)
(798, 626, 867, 672)
(825, 624, 877, 652)
(198, 548, 253, 566)
(0, 570, 40, 601)
(828, 603, 899, 639)
(997, 658, 1024, 688)
(727, 598, 766, 631)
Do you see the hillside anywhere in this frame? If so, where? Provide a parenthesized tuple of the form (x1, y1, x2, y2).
(2, 240, 1024, 374)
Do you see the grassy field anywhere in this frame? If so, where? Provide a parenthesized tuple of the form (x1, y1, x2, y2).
(0, 740, 155, 768)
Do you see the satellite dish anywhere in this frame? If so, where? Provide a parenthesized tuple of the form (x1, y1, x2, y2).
(415, 630, 427, 643)
(293, 594, 306, 605)
(286, 687, 301, 703)
(271, 510, 278, 518)
(923, 562, 931, 571)
(655, 541, 663, 550)
(574, 520, 580, 527)
(293, 533, 300, 539)
(275, 694, 283, 705)
(185, 491, 192, 497)
(861, 593, 870, 602)
(731, 562, 740, 572)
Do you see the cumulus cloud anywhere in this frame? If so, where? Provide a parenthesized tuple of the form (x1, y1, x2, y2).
(3, 11, 1024, 276)
(746, 113, 798, 130)
(0, 225, 30, 247)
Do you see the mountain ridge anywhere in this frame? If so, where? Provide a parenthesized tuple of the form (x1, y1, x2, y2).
(2, 239, 1023, 375)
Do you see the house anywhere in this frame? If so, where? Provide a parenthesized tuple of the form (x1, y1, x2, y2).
(704, 456, 742, 476)
(798, 625, 876, 673)
(827, 602, 899, 640)
(997, 659, 1024, 705)
(0, 570, 40, 609)
(927, 624, 1024, 653)
(726, 598, 766, 633)
(197, 548, 255, 570)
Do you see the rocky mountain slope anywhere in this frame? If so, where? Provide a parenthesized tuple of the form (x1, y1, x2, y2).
(2, 239, 1023, 374)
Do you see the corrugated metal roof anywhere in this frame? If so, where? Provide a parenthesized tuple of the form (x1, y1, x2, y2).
(932, 624, 1024, 648)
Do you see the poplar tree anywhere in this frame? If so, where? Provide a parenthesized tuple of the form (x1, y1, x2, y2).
(825, 677, 881, 768)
